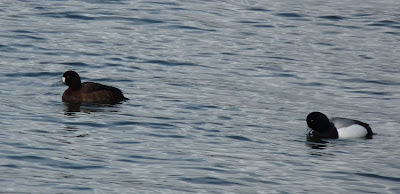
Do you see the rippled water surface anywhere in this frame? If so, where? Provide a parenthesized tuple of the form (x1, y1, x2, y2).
(1, 0, 400, 193)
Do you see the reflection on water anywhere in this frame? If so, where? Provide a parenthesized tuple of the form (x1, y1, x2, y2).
(63, 102, 83, 114)
(306, 135, 329, 149)
(63, 102, 122, 115)
(64, 125, 79, 132)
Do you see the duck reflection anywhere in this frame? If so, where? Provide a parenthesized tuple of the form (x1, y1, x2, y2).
(63, 102, 119, 116)
(306, 134, 329, 149)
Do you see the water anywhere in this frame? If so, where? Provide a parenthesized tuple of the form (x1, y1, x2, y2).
(0, 0, 399, 193)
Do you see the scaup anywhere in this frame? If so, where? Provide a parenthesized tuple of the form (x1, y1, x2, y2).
(306, 112, 373, 139)
(62, 71, 128, 103)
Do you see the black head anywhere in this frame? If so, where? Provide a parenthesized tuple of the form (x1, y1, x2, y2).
(306, 112, 339, 139)
(306, 112, 331, 131)
(62, 71, 81, 90)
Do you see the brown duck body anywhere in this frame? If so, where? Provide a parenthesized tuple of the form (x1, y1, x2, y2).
(62, 71, 128, 103)
(62, 82, 128, 103)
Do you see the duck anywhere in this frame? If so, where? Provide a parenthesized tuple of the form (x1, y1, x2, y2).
(306, 112, 373, 139)
(62, 70, 129, 103)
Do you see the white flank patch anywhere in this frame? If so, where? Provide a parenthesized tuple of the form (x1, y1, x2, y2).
(337, 124, 368, 139)
(62, 77, 66, 84)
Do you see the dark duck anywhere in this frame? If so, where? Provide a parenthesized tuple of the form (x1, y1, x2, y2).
(62, 71, 128, 103)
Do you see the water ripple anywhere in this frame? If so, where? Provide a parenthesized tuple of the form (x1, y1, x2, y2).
(59, 62, 92, 67)
(275, 12, 303, 18)
(4, 72, 60, 77)
(143, 59, 208, 67)
(180, 177, 243, 186)
(318, 15, 346, 20)
(225, 135, 252, 142)
(356, 173, 400, 182)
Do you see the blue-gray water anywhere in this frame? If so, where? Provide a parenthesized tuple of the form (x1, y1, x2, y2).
(1, 0, 400, 193)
